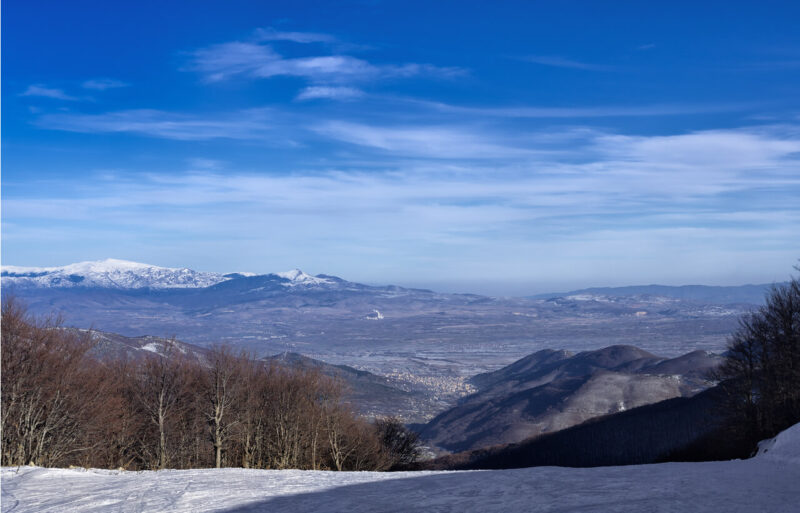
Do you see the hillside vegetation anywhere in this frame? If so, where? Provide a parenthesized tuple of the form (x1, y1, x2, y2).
(1, 298, 417, 471)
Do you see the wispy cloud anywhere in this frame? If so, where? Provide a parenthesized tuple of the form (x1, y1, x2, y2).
(6, 124, 799, 288)
(405, 98, 746, 118)
(185, 40, 464, 83)
(82, 78, 130, 90)
(520, 55, 616, 71)
(34, 108, 277, 141)
(254, 27, 335, 44)
(19, 84, 78, 101)
(296, 86, 365, 101)
(311, 121, 543, 159)
(187, 158, 226, 170)
(594, 128, 800, 169)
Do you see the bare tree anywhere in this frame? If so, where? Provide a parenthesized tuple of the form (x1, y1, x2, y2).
(1, 297, 110, 467)
(716, 266, 800, 445)
(2, 299, 394, 472)
(199, 346, 246, 468)
(129, 341, 190, 469)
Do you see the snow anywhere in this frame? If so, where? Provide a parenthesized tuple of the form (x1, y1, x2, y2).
(565, 294, 612, 302)
(757, 421, 800, 465)
(1, 259, 232, 289)
(1, 260, 335, 291)
(274, 269, 333, 287)
(1, 260, 340, 290)
(139, 343, 163, 354)
(3, 423, 799, 512)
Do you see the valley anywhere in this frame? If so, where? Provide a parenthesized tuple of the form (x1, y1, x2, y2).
(2, 259, 768, 429)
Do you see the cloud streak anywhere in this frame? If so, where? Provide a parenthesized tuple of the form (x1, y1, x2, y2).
(20, 84, 78, 101)
(34, 108, 278, 141)
(82, 78, 130, 90)
(311, 121, 547, 159)
(296, 86, 365, 101)
(404, 99, 748, 118)
(520, 55, 616, 71)
(254, 27, 336, 44)
(185, 41, 464, 83)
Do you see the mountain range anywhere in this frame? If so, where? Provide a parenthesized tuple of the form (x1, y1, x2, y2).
(419, 345, 721, 452)
(533, 283, 777, 305)
(2, 258, 765, 414)
(1, 258, 329, 290)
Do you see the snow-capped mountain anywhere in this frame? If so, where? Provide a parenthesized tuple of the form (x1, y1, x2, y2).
(1, 259, 231, 289)
(274, 269, 333, 287)
(0, 259, 331, 290)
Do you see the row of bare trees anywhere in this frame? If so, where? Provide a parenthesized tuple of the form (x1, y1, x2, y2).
(715, 267, 800, 447)
(1, 298, 417, 471)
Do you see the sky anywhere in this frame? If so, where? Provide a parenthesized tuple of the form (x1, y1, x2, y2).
(3, 0, 800, 295)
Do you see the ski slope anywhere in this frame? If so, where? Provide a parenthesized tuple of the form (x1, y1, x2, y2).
(3, 423, 799, 513)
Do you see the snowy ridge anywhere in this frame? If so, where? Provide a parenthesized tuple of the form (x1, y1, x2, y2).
(1, 259, 337, 291)
(1, 259, 231, 289)
(273, 269, 333, 287)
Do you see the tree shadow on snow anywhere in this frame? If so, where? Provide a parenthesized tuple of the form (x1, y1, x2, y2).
(214, 470, 524, 513)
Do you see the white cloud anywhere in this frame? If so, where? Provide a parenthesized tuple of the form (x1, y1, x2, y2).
(254, 27, 335, 44)
(595, 128, 800, 168)
(187, 158, 226, 170)
(82, 78, 130, 90)
(5, 124, 799, 289)
(296, 86, 365, 101)
(407, 99, 746, 118)
(185, 41, 464, 83)
(311, 121, 543, 159)
(20, 84, 78, 101)
(10, 125, 799, 220)
(34, 108, 277, 141)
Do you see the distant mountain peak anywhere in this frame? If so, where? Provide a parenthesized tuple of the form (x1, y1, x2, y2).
(273, 269, 333, 287)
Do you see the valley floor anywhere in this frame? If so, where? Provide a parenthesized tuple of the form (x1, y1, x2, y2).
(3, 424, 800, 513)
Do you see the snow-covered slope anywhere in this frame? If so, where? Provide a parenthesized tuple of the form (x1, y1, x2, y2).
(3, 423, 798, 512)
(1, 259, 331, 290)
(757, 421, 800, 465)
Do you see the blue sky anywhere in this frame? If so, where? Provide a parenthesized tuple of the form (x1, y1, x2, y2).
(3, 0, 800, 294)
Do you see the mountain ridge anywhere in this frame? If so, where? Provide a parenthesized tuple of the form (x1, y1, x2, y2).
(1, 259, 778, 302)
(419, 344, 722, 452)
(532, 283, 778, 305)
(1, 258, 337, 291)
